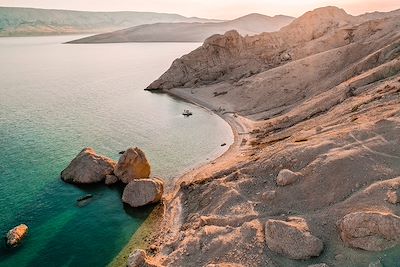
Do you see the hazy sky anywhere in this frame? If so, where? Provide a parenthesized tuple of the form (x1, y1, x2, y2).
(0, 0, 399, 19)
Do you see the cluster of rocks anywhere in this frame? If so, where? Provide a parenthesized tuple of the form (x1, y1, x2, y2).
(263, 170, 400, 263)
(61, 147, 163, 208)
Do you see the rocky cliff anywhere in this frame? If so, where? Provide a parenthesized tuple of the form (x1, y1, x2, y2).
(146, 7, 398, 91)
(144, 6, 400, 267)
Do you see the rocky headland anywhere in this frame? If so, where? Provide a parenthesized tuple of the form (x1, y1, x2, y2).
(67, 14, 294, 43)
(135, 6, 400, 267)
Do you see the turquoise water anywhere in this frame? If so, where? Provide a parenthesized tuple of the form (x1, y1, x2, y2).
(0, 36, 233, 267)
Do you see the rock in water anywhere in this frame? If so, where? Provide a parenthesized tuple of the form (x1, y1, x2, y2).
(105, 174, 119, 185)
(6, 224, 28, 247)
(339, 211, 400, 251)
(77, 194, 93, 202)
(276, 169, 303, 186)
(114, 147, 151, 183)
(122, 178, 164, 207)
(61, 148, 116, 184)
(265, 217, 323, 259)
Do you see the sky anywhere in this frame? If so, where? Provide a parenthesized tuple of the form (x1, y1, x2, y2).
(0, 0, 399, 19)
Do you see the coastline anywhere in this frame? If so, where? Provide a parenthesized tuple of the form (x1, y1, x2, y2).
(110, 87, 254, 266)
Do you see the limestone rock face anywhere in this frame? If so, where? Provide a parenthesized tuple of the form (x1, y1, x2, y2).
(276, 169, 302, 186)
(146, 7, 359, 91)
(265, 217, 323, 259)
(122, 178, 164, 207)
(6, 224, 28, 247)
(339, 211, 400, 251)
(61, 148, 116, 184)
(114, 147, 151, 183)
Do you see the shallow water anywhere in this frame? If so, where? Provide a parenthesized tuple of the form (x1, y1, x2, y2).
(0, 36, 233, 267)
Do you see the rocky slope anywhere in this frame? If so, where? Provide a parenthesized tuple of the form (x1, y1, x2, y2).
(0, 7, 218, 37)
(142, 6, 400, 267)
(67, 14, 294, 43)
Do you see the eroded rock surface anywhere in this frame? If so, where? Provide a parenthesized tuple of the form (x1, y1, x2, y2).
(276, 169, 302, 186)
(265, 217, 323, 259)
(122, 178, 164, 207)
(114, 147, 151, 183)
(61, 148, 116, 184)
(339, 211, 400, 251)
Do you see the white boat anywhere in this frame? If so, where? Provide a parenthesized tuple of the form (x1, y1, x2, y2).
(182, 109, 193, 116)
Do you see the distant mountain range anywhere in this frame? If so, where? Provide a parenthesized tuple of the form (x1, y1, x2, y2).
(0, 7, 220, 36)
(67, 13, 295, 43)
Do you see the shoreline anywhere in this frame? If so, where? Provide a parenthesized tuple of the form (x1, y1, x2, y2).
(110, 87, 253, 266)
(164, 88, 253, 192)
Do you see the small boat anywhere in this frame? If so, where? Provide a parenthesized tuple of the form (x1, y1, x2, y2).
(182, 109, 193, 116)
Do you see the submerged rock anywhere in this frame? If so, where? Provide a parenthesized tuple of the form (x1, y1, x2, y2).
(276, 169, 303, 186)
(77, 194, 93, 202)
(369, 260, 383, 267)
(265, 217, 323, 259)
(339, 211, 400, 251)
(61, 148, 116, 184)
(122, 178, 164, 207)
(6, 224, 28, 247)
(114, 147, 151, 183)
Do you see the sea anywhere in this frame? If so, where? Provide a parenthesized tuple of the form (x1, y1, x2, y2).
(0, 35, 233, 267)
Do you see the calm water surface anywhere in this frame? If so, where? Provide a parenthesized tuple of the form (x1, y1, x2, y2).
(0, 36, 233, 267)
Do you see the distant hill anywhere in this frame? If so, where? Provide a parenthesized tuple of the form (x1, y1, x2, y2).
(0, 7, 219, 36)
(67, 13, 295, 43)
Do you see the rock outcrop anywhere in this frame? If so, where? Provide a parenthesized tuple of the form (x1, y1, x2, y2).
(339, 211, 400, 251)
(386, 190, 400, 204)
(127, 249, 158, 267)
(61, 148, 116, 184)
(275, 169, 302, 186)
(6, 224, 28, 247)
(122, 178, 164, 207)
(146, 7, 369, 90)
(265, 217, 323, 259)
(114, 147, 151, 183)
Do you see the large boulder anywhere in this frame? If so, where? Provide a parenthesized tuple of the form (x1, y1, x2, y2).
(339, 211, 400, 251)
(122, 178, 164, 207)
(105, 174, 118, 185)
(6, 224, 28, 247)
(276, 169, 303, 186)
(61, 148, 116, 184)
(114, 147, 151, 183)
(127, 249, 158, 267)
(265, 217, 323, 259)
(127, 249, 147, 267)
